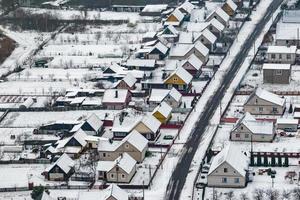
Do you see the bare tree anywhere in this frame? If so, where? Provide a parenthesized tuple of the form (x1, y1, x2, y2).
(293, 188, 300, 200)
(265, 189, 279, 200)
(240, 192, 250, 200)
(253, 188, 265, 200)
(225, 191, 235, 200)
(282, 190, 291, 200)
(212, 189, 221, 200)
(94, 32, 102, 44)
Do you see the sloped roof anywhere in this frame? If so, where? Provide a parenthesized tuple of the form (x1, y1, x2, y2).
(102, 89, 129, 104)
(233, 112, 274, 135)
(254, 88, 285, 106)
(169, 8, 185, 22)
(149, 89, 170, 102)
(179, 1, 195, 14)
(97, 153, 136, 174)
(225, 0, 237, 12)
(167, 66, 193, 84)
(123, 130, 148, 152)
(150, 42, 169, 55)
(125, 59, 156, 68)
(262, 63, 291, 70)
(208, 144, 248, 176)
(215, 7, 230, 22)
(209, 18, 225, 32)
(103, 184, 129, 200)
(194, 41, 209, 57)
(194, 28, 217, 44)
(181, 54, 203, 70)
(152, 101, 172, 118)
(46, 153, 74, 174)
(168, 87, 182, 102)
(267, 45, 297, 54)
(122, 73, 137, 88)
(139, 114, 161, 133)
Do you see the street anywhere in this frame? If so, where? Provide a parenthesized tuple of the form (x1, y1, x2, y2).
(165, 0, 284, 199)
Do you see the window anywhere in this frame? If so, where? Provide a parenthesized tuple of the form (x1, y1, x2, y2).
(178, 85, 184, 90)
(259, 107, 263, 112)
(287, 54, 291, 60)
(110, 174, 114, 178)
(125, 144, 129, 149)
(279, 54, 282, 59)
(222, 177, 227, 183)
(272, 107, 278, 113)
(276, 69, 282, 75)
(234, 178, 240, 183)
(236, 133, 240, 138)
(121, 174, 125, 179)
(201, 39, 204, 43)
(255, 99, 258, 104)
(173, 77, 178, 82)
(271, 54, 275, 59)
(103, 153, 106, 157)
(245, 134, 249, 138)
(241, 126, 243, 130)
(224, 168, 228, 173)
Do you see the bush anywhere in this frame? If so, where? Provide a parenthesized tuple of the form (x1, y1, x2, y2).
(31, 185, 45, 200)
(145, 151, 152, 157)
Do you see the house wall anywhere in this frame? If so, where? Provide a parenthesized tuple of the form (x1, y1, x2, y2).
(230, 123, 274, 142)
(185, 47, 208, 64)
(106, 165, 136, 183)
(276, 39, 300, 47)
(208, 25, 222, 38)
(195, 36, 214, 52)
(207, 162, 246, 188)
(267, 52, 296, 64)
(153, 111, 171, 123)
(167, 14, 179, 22)
(116, 80, 133, 90)
(263, 69, 290, 84)
(134, 122, 158, 140)
(277, 123, 298, 132)
(244, 94, 285, 115)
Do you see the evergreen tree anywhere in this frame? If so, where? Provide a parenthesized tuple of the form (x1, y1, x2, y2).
(278, 156, 282, 167)
(257, 155, 262, 166)
(289, 104, 293, 114)
(250, 154, 255, 166)
(284, 156, 289, 167)
(263, 155, 269, 167)
(271, 156, 276, 167)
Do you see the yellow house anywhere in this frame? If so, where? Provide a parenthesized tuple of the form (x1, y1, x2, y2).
(164, 67, 193, 92)
(222, 0, 237, 16)
(152, 101, 172, 123)
(165, 9, 184, 26)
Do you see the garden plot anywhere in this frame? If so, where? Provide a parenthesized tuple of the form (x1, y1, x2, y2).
(156, 129, 179, 146)
(240, 65, 300, 92)
(212, 124, 300, 153)
(0, 110, 119, 128)
(205, 166, 300, 200)
(20, 8, 154, 23)
(7, 68, 101, 82)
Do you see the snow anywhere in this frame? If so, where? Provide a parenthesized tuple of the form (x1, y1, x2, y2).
(152, 101, 172, 118)
(123, 130, 148, 152)
(141, 4, 168, 13)
(102, 89, 129, 104)
(255, 87, 286, 106)
(262, 63, 291, 70)
(267, 45, 297, 54)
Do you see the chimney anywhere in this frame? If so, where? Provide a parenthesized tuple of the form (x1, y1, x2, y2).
(115, 90, 118, 98)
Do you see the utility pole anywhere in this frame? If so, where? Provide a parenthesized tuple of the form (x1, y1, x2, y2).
(160, 146, 163, 169)
(142, 180, 145, 199)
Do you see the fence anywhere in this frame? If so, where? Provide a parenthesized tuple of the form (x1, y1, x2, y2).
(0, 159, 50, 165)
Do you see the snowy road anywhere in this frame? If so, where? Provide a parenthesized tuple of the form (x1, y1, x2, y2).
(164, 0, 284, 200)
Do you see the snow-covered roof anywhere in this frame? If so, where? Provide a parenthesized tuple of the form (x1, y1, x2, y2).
(103, 184, 128, 200)
(149, 42, 169, 55)
(254, 88, 285, 106)
(166, 66, 193, 84)
(86, 113, 103, 132)
(102, 89, 129, 104)
(267, 45, 297, 54)
(169, 44, 194, 57)
(139, 114, 161, 134)
(233, 112, 274, 135)
(186, 22, 209, 32)
(282, 10, 300, 23)
(208, 144, 248, 176)
(194, 28, 217, 44)
(167, 87, 182, 102)
(56, 129, 87, 149)
(225, 0, 237, 12)
(276, 22, 300, 41)
(112, 112, 142, 133)
(179, 1, 195, 14)
(178, 32, 194, 44)
(143, 31, 157, 39)
(152, 101, 172, 118)
(122, 73, 137, 88)
(262, 63, 291, 70)
(194, 41, 209, 57)
(141, 4, 168, 13)
(215, 7, 230, 22)
(181, 54, 203, 70)
(125, 59, 156, 68)
(123, 130, 148, 152)
(98, 138, 120, 152)
(169, 8, 185, 22)
(277, 118, 298, 125)
(163, 25, 179, 35)
(149, 89, 170, 102)
(46, 153, 74, 174)
(104, 63, 125, 74)
(97, 153, 136, 174)
(209, 18, 225, 32)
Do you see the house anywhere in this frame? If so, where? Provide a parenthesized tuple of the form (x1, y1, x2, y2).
(180, 54, 203, 76)
(206, 7, 230, 26)
(169, 42, 209, 64)
(178, 1, 195, 16)
(207, 18, 225, 38)
(134, 115, 161, 141)
(103, 63, 125, 75)
(55, 130, 88, 157)
(222, 0, 237, 16)
(266, 46, 297, 64)
(244, 88, 286, 115)
(140, 4, 168, 16)
(96, 153, 136, 183)
(147, 42, 169, 60)
(164, 66, 193, 92)
(207, 145, 249, 188)
(114, 73, 137, 90)
(275, 22, 300, 47)
(123, 59, 156, 71)
(158, 25, 179, 42)
(70, 113, 103, 136)
(164, 8, 185, 27)
(230, 112, 275, 142)
(44, 153, 75, 181)
(98, 130, 148, 162)
(77, 184, 129, 200)
(163, 87, 183, 108)
(102, 89, 131, 110)
(152, 101, 172, 123)
(277, 118, 298, 132)
(193, 28, 217, 51)
(262, 63, 291, 84)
